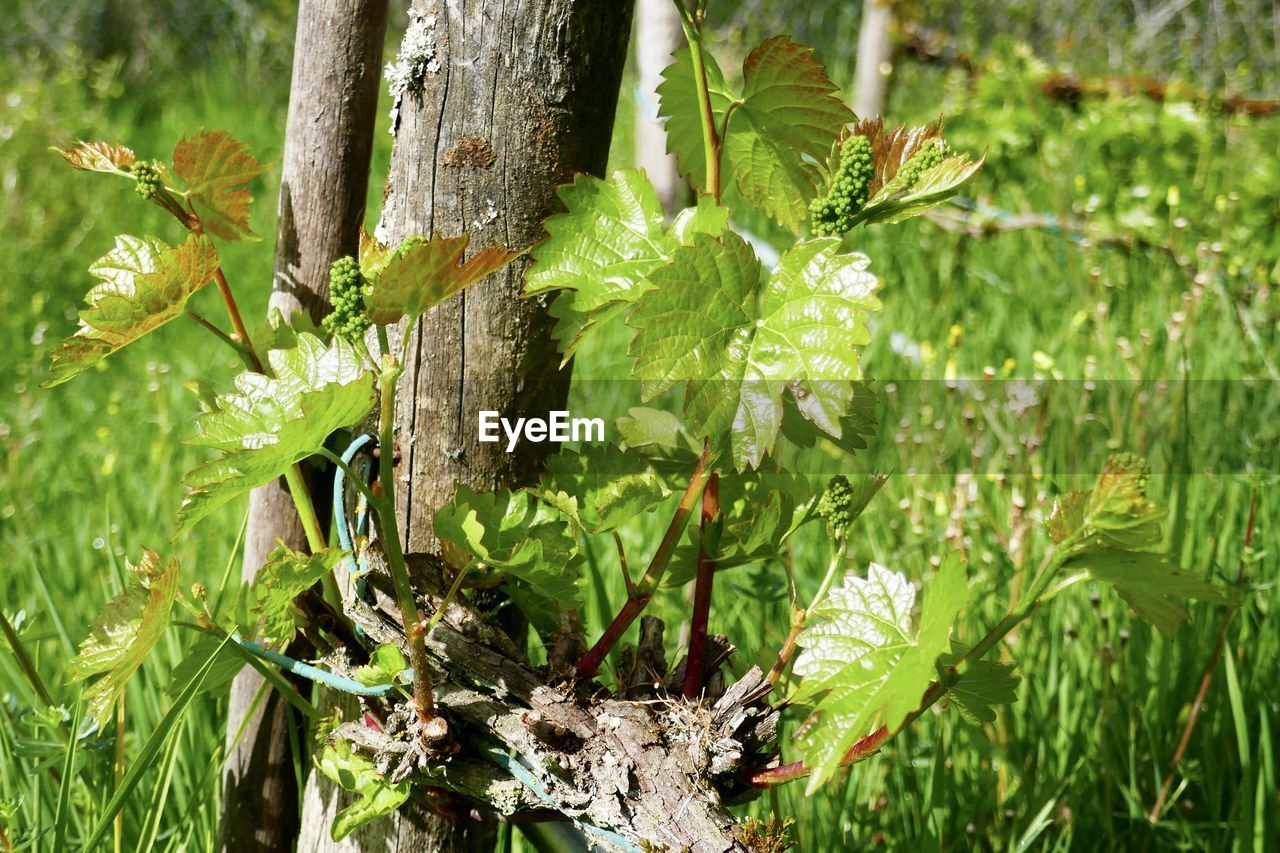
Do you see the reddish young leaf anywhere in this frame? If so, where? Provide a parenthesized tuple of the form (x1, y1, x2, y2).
(43, 235, 220, 387)
(365, 233, 524, 325)
(171, 130, 267, 241)
(54, 141, 137, 175)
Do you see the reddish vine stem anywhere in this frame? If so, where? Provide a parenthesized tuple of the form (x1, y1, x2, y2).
(1149, 491, 1256, 823)
(577, 443, 713, 679)
(681, 473, 719, 699)
(751, 725, 891, 786)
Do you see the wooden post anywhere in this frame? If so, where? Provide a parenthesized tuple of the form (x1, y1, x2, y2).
(635, 0, 691, 214)
(295, 1, 634, 848)
(219, 1, 388, 849)
(853, 0, 894, 118)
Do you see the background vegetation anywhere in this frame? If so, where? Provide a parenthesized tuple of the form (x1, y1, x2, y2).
(1, 0, 1276, 849)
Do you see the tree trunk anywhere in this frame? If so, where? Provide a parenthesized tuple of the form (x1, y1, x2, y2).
(220, 2, 388, 850)
(296, 1, 635, 849)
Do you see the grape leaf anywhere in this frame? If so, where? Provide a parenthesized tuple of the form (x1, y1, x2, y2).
(317, 739, 410, 841)
(779, 380, 879, 455)
(365, 232, 523, 325)
(939, 645, 1021, 725)
(523, 169, 728, 360)
(656, 47, 735, 191)
(615, 406, 700, 454)
(250, 546, 347, 645)
(54, 141, 136, 174)
(177, 334, 376, 532)
(1066, 550, 1224, 638)
(665, 483, 810, 587)
(433, 486, 581, 632)
(67, 550, 180, 729)
(353, 644, 409, 687)
(43, 235, 220, 387)
(793, 554, 968, 792)
(658, 38, 852, 230)
(540, 445, 669, 533)
(1047, 454, 1163, 551)
(171, 130, 267, 241)
(630, 232, 880, 469)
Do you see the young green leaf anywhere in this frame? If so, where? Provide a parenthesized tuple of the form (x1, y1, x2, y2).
(658, 38, 852, 230)
(540, 445, 670, 533)
(364, 232, 523, 325)
(54, 141, 137, 175)
(67, 550, 180, 729)
(250, 546, 347, 645)
(42, 234, 220, 387)
(353, 643, 409, 687)
(656, 46, 734, 191)
(433, 486, 581, 632)
(1066, 550, 1224, 638)
(317, 739, 411, 841)
(1047, 454, 1163, 551)
(615, 406, 700, 454)
(171, 130, 267, 241)
(630, 232, 879, 469)
(177, 334, 376, 532)
(793, 554, 968, 792)
(940, 647, 1021, 725)
(523, 169, 728, 360)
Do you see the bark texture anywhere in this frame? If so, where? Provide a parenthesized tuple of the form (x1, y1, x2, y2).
(296, 0, 635, 848)
(339, 551, 773, 852)
(221, 2, 388, 849)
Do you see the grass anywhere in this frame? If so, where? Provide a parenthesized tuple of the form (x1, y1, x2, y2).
(1, 12, 1278, 853)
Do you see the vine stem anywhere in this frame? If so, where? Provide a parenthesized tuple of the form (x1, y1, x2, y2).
(766, 538, 847, 688)
(673, 0, 723, 201)
(373, 357, 437, 726)
(1149, 491, 1256, 823)
(681, 473, 719, 699)
(577, 443, 713, 679)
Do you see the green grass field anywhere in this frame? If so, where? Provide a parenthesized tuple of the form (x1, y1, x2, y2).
(1, 10, 1277, 852)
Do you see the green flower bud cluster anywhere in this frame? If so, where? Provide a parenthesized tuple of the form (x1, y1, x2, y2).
(322, 256, 372, 341)
(893, 140, 950, 193)
(817, 475, 858, 534)
(130, 160, 163, 200)
(810, 135, 875, 236)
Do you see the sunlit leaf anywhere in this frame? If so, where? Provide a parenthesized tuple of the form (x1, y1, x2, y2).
(541, 445, 669, 533)
(353, 643, 409, 687)
(67, 550, 180, 729)
(523, 169, 728, 360)
(630, 232, 879, 469)
(793, 554, 968, 792)
(177, 334, 376, 532)
(659, 38, 852, 230)
(43, 235, 220, 387)
(433, 486, 581, 632)
(53, 141, 136, 174)
(251, 546, 347, 645)
(365, 233, 522, 325)
(317, 739, 410, 841)
(171, 130, 267, 241)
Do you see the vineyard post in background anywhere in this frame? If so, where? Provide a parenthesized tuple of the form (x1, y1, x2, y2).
(853, 0, 893, 118)
(636, 0, 691, 214)
(293, 0, 635, 848)
(220, 1, 389, 849)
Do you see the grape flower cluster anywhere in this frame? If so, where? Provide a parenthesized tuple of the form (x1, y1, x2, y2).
(322, 256, 372, 341)
(891, 139, 951, 193)
(816, 475, 858, 535)
(809, 135, 875, 236)
(130, 160, 164, 200)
